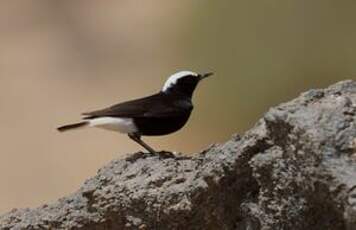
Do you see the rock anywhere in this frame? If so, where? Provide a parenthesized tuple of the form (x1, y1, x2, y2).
(0, 80, 355, 230)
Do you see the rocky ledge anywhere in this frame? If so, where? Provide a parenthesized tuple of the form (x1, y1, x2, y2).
(0, 80, 355, 230)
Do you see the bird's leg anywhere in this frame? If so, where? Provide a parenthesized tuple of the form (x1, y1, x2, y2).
(128, 133, 157, 155)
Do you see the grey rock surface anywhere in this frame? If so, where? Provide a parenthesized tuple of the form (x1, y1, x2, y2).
(0, 80, 355, 230)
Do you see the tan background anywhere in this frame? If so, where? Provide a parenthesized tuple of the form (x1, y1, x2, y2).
(0, 0, 355, 213)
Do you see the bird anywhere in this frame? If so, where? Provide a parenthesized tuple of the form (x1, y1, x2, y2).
(57, 70, 213, 154)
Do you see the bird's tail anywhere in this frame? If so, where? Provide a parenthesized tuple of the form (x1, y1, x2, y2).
(57, 121, 89, 132)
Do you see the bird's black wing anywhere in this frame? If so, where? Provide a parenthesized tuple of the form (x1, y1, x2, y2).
(82, 93, 191, 119)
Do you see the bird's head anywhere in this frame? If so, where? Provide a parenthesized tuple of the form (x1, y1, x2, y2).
(162, 71, 213, 97)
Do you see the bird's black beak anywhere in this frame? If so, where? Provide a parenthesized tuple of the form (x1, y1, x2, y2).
(199, 72, 214, 80)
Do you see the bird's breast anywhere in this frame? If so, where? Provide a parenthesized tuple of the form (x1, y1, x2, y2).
(133, 113, 191, 136)
(174, 100, 193, 111)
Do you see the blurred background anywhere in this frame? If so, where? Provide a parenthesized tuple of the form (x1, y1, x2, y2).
(0, 0, 355, 213)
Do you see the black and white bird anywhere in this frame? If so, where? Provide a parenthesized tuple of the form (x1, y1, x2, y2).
(57, 70, 212, 154)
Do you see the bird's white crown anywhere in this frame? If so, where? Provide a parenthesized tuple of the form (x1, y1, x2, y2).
(162, 71, 198, 92)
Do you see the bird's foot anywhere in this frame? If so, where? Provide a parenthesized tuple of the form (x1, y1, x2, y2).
(155, 151, 176, 159)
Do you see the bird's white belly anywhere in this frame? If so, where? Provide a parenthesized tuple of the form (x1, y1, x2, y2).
(88, 117, 138, 134)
